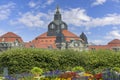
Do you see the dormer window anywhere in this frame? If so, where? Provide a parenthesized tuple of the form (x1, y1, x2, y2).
(50, 24, 55, 29)
(61, 24, 65, 29)
(14, 39, 19, 46)
(61, 23, 67, 30)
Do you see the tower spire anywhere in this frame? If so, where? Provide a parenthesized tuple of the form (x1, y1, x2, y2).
(54, 5, 61, 20)
(56, 5, 60, 13)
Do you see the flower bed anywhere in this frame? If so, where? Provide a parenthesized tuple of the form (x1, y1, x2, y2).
(2, 70, 120, 80)
(1, 67, 120, 80)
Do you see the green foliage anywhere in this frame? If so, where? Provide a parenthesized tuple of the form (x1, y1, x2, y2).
(112, 67, 120, 73)
(72, 66, 85, 72)
(0, 48, 120, 74)
(31, 67, 43, 75)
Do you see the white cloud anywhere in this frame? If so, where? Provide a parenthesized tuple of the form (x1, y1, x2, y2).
(0, 30, 6, 36)
(86, 31, 91, 35)
(90, 39, 105, 45)
(105, 30, 120, 39)
(90, 29, 120, 45)
(45, 0, 54, 5)
(18, 12, 46, 27)
(92, 0, 107, 6)
(62, 8, 120, 30)
(10, 7, 120, 30)
(0, 2, 15, 20)
(42, 0, 54, 8)
(62, 8, 91, 26)
(28, 1, 37, 8)
(83, 13, 120, 29)
(10, 11, 52, 28)
(28, 0, 54, 8)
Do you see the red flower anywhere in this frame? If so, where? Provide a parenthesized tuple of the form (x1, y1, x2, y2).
(59, 72, 80, 79)
(94, 73, 102, 80)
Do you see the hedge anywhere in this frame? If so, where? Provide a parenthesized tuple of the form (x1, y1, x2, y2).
(0, 48, 120, 74)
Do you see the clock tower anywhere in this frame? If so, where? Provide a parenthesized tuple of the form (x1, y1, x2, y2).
(47, 6, 68, 36)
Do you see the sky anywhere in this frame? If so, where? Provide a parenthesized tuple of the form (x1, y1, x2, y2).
(0, 0, 120, 45)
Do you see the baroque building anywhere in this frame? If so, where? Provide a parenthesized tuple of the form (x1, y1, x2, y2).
(89, 39, 120, 51)
(0, 32, 24, 51)
(26, 6, 88, 51)
(0, 6, 88, 51)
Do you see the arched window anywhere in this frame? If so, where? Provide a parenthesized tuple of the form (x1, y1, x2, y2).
(2, 38, 5, 42)
(14, 39, 19, 46)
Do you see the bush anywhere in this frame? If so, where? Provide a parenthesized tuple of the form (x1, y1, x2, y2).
(0, 48, 120, 74)
(72, 66, 85, 72)
(31, 67, 43, 75)
(112, 67, 120, 73)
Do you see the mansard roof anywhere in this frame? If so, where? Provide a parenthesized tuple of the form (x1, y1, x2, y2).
(0, 32, 23, 42)
(1, 32, 20, 38)
(108, 39, 120, 44)
(36, 30, 79, 38)
(108, 39, 120, 46)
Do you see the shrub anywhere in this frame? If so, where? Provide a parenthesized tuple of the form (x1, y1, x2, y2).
(72, 66, 85, 72)
(31, 67, 43, 75)
(112, 67, 120, 73)
(0, 48, 120, 74)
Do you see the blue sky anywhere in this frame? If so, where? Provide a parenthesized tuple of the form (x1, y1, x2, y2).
(0, 0, 120, 45)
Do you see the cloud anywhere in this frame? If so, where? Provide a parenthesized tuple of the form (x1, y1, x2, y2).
(83, 13, 120, 29)
(90, 39, 105, 45)
(42, 0, 55, 8)
(10, 11, 53, 28)
(45, 0, 54, 5)
(86, 31, 91, 35)
(28, 0, 54, 8)
(92, 0, 106, 6)
(62, 8, 91, 26)
(61, 8, 120, 29)
(0, 30, 6, 36)
(0, 2, 15, 20)
(10, 7, 120, 30)
(105, 30, 120, 39)
(90, 28, 120, 45)
(28, 1, 37, 8)
(18, 12, 44, 27)
(62, 8, 120, 30)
